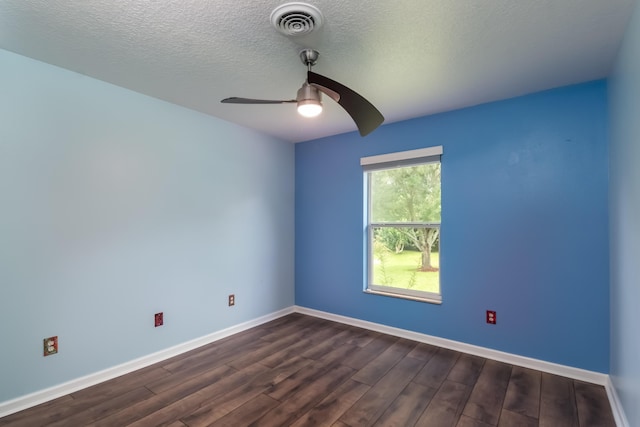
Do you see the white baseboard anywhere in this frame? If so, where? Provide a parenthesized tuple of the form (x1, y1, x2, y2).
(0, 307, 295, 419)
(606, 376, 630, 427)
(293, 306, 609, 385)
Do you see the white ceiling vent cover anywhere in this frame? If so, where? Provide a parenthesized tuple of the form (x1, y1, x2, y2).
(270, 3, 324, 37)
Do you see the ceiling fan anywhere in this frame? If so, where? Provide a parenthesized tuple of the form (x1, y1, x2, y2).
(221, 49, 384, 137)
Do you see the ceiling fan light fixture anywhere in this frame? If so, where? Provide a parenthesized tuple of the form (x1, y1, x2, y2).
(297, 99, 323, 117)
(296, 83, 322, 117)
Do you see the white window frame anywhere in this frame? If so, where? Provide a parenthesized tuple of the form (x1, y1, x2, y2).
(362, 146, 443, 304)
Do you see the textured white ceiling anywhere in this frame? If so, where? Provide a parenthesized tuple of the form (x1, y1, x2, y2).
(0, 0, 635, 142)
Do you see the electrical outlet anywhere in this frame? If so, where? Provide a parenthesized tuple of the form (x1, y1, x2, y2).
(486, 310, 497, 324)
(155, 312, 164, 327)
(43, 336, 58, 356)
(228, 294, 235, 306)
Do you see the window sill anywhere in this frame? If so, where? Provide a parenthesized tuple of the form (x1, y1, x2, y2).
(364, 289, 442, 305)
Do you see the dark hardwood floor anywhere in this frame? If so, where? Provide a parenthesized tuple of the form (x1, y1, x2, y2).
(0, 313, 616, 426)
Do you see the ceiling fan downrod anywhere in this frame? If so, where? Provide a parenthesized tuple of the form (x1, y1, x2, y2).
(300, 49, 319, 71)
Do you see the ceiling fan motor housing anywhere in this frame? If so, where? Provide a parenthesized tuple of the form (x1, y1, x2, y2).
(270, 2, 324, 37)
(297, 83, 322, 103)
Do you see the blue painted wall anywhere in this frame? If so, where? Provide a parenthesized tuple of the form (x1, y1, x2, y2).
(296, 81, 609, 372)
(609, 0, 640, 423)
(0, 49, 295, 403)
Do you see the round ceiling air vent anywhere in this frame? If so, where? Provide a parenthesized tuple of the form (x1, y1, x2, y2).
(270, 3, 324, 37)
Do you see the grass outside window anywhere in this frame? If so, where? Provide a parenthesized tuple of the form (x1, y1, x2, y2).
(372, 249, 440, 294)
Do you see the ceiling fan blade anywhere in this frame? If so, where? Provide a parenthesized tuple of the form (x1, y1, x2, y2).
(308, 71, 384, 136)
(221, 97, 297, 104)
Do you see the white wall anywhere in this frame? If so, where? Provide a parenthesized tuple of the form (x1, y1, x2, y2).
(608, 0, 640, 425)
(0, 49, 295, 403)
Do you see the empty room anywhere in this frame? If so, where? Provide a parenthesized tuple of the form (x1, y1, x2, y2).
(0, 0, 638, 426)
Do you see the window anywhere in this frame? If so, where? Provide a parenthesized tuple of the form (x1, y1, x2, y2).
(362, 147, 442, 303)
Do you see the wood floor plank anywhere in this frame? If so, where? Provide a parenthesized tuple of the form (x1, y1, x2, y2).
(252, 365, 356, 427)
(307, 321, 351, 342)
(48, 386, 154, 427)
(260, 322, 344, 368)
(415, 380, 472, 426)
(339, 355, 425, 426)
(343, 327, 381, 348)
(406, 342, 439, 362)
(180, 356, 313, 427)
(0, 396, 75, 427)
(208, 393, 281, 427)
(259, 337, 317, 368)
(126, 363, 269, 427)
(227, 331, 310, 371)
(161, 327, 269, 373)
(373, 381, 438, 427)
(539, 372, 579, 427)
(448, 353, 485, 386)
(146, 361, 237, 395)
(340, 333, 399, 371)
(456, 414, 494, 427)
(290, 379, 370, 427)
(267, 360, 344, 402)
(462, 359, 512, 425)
(574, 380, 616, 427)
(70, 365, 171, 400)
(301, 327, 355, 360)
(1, 382, 154, 427)
(350, 338, 416, 385)
(249, 313, 303, 335)
(92, 364, 238, 426)
(92, 394, 174, 427)
(158, 338, 265, 382)
(317, 341, 362, 367)
(497, 409, 538, 427)
(257, 315, 321, 342)
(413, 347, 460, 388)
(502, 366, 541, 420)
